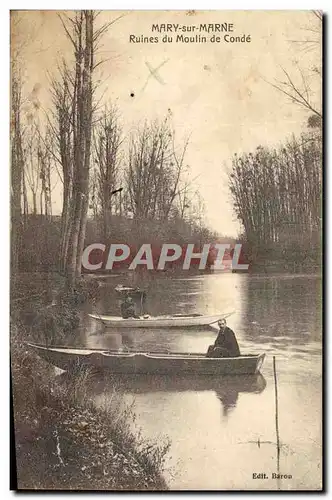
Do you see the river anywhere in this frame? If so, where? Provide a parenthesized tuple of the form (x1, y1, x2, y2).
(79, 272, 322, 490)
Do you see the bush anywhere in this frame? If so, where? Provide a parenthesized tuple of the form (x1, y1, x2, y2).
(11, 334, 170, 490)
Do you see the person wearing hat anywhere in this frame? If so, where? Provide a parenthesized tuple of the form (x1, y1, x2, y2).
(207, 318, 240, 358)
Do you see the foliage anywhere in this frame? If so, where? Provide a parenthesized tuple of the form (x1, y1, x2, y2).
(11, 276, 169, 490)
(126, 118, 189, 222)
(229, 132, 322, 267)
(17, 214, 217, 273)
(90, 105, 123, 241)
(11, 332, 169, 490)
(11, 273, 100, 345)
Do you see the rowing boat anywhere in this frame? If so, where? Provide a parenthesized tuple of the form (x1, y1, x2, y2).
(27, 343, 265, 375)
(88, 311, 235, 328)
(114, 284, 146, 296)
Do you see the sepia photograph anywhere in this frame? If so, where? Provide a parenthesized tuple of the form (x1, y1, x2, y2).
(10, 9, 322, 491)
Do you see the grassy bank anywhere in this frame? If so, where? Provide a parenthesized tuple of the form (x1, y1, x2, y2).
(11, 274, 170, 490)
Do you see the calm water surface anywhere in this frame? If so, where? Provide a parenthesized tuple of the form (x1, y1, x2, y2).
(78, 273, 322, 490)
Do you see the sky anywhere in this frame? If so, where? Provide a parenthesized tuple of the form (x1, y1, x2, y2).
(12, 10, 321, 236)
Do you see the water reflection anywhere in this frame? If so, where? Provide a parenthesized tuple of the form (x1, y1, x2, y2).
(86, 372, 266, 395)
(242, 275, 322, 348)
(83, 273, 322, 357)
(58, 370, 266, 418)
(77, 273, 322, 490)
(90, 272, 244, 319)
(217, 386, 238, 417)
(84, 322, 222, 354)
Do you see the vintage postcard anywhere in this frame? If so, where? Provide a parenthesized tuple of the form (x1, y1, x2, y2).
(10, 10, 322, 491)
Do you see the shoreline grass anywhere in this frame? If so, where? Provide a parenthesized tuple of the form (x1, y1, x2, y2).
(11, 275, 170, 491)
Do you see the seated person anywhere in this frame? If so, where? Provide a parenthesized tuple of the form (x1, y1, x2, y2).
(207, 319, 240, 358)
(120, 295, 139, 319)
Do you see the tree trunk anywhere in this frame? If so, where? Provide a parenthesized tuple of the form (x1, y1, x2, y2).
(11, 75, 24, 274)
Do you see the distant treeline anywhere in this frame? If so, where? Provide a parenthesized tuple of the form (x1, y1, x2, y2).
(11, 12, 322, 278)
(18, 214, 224, 273)
(229, 131, 322, 269)
(11, 13, 216, 283)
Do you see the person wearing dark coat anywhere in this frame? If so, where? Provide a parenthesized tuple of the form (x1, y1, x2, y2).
(207, 319, 240, 358)
(121, 295, 138, 319)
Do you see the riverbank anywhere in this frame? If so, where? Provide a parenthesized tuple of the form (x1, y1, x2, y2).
(241, 260, 321, 275)
(84, 272, 322, 490)
(11, 273, 170, 490)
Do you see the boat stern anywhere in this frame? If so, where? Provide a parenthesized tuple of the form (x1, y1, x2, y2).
(255, 353, 266, 374)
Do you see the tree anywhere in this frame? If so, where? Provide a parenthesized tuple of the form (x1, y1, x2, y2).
(229, 133, 322, 263)
(51, 11, 111, 284)
(37, 128, 53, 218)
(126, 118, 189, 222)
(11, 13, 26, 273)
(11, 70, 24, 273)
(267, 11, 322, 123)
(92, 105, 123, 240)
(50, 63, 74, 272)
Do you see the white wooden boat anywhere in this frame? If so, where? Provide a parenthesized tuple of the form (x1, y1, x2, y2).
(88, 311, 235, 328)
(114, 284, 145, 295)
(27, 343, 265, 375)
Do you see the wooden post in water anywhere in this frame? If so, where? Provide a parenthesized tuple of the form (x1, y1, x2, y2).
(273, 355, 281, 473)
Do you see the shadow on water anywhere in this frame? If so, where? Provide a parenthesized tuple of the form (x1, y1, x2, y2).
(15, 272, 321, 489)
(88, 272, 237, 318)
(57, 370, 266, 417)
(57, 273, 321, 489)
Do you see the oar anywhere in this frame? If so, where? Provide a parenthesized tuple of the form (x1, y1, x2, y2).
(140, 292, 143, 316)
(209, 311, 236, 325)
(92, 309, 102, 320)
(90, 309, 105, 324)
